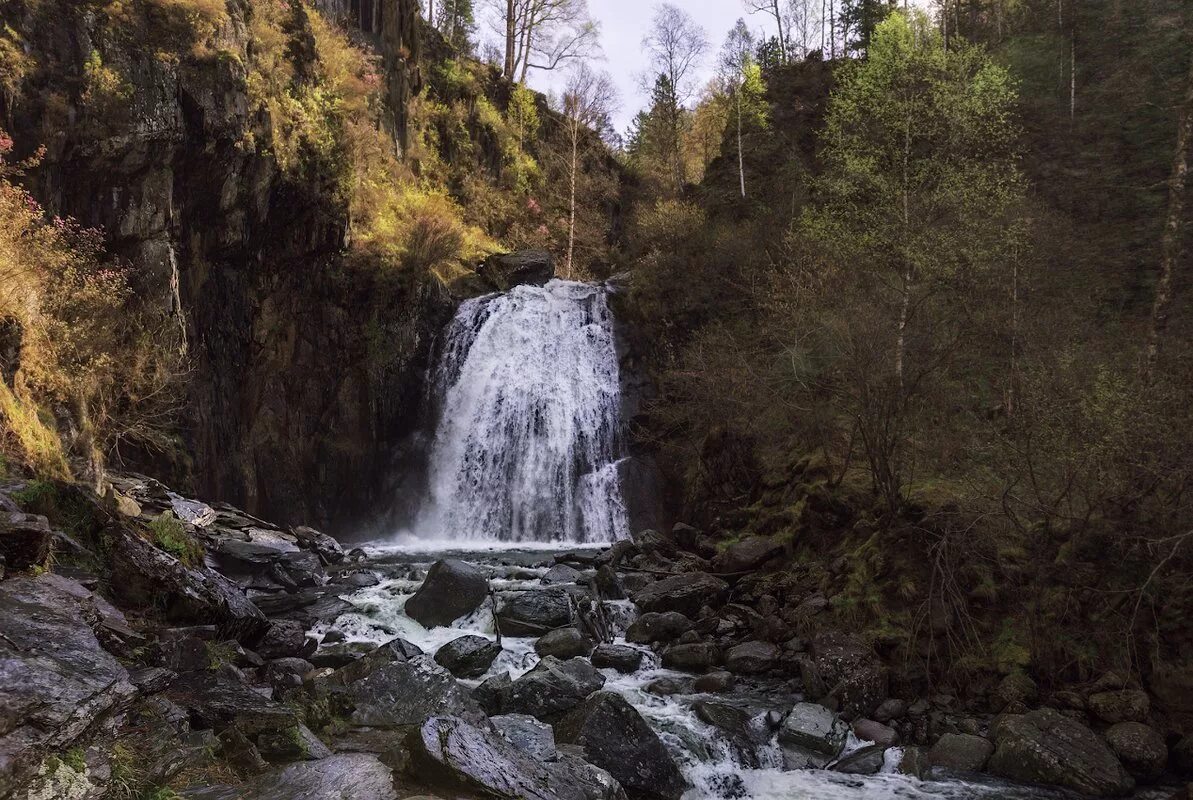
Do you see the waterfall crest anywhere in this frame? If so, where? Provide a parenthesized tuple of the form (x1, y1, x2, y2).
(416, 279, 629, 543)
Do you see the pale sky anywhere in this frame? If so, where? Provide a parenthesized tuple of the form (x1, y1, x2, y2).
(511, 0, 935, 135)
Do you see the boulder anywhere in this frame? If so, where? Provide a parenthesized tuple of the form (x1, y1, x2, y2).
(625, 611, 693, 644)
(257, 619, 316, 659)
(543, 564, 584, 585)
(404, 559, 489, 628)
(724, 641, 780, 675)
(852, 718, 898, 747)
(1172, 734, 1193, 776)
(435, 635, 503, 678)
(594, 565, 626, 600)
(1104, 722, 1167, 779)
(506, 656, 606, 720)
(987, 708, 1133, 796)
(1088, 689, 1150, 724)
(263, 657, 314, 690)
(693, 700, 764, 767)
(292, 525, 344, 564)
(693, 671, 736, 693)
(711, 536, 783, 574)
(478, 249, 555, 290)
(498, 587, 574, 636)
(257, 723, 334, 762)
(779, 703, 848, 758)
(192, 754, 398, 799)
(928, 733, 994, 772)
(536, 627, 593, 659)
(591, 644, 644, 673)
(662, 642, 720, 671)
(347, 654, 486, 728)
(492, 713, 558, 761)
(832, 744, 887, 775)
(992, 671, 1038, 711)
(873, 698, 906, 723)
(0, 575, 137, 796)
(474, 671, 513, 716)
(556, 692, 687, 800)
(630, 573, 728, 617)
(0, 512, 52, 569)
(167, 671, 297, 735)
(809, 631, 888, 718)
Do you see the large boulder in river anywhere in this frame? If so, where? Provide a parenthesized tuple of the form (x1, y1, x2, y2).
(506, 656, 606, 720)
(724, 641, 781, 674)
(556, 691, 687, 800)
(347, 654, 487, 728)
(779, 702, 848, 758)
(928, 733, 994, 772)
(987, 708, 1133, 796)
(630, 573, 728, 617)
(435, 635, 503, 678)
(498, 587, 574, 635)
(591, 644, 644, 673)
(625, 611, 693, 644)
(711, 536, 783, 574)
(1103, 722, 1167, 779)
(536, 627, 593, 659)
(809, 631, 888, 718)
(404, 559, 489, 628)
(477, 249, 555, 290)
(0, 575, 137, 796)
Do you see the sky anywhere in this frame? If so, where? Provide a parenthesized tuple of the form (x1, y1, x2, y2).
(517, 0, 936, 134)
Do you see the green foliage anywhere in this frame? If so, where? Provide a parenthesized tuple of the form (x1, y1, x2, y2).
(63, 748, 86, 773)
(508, 84, 540, 151)
(149, 511, 203, 565)
(108, 743, 141, 800)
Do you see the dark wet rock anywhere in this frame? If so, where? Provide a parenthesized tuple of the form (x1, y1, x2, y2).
(781, 744, 831, 770)
(1088, 689, 1150, 724)
(187, 753, 398, 799)
(252, 586, 354, 628)
(711, 536, 783, 574)
(646, 678, 686, 696)
(1104, 722, 1167, 779)
(112, 528, 267, 641)
(693, 700, 764, 767)
(0, 512, 52, 569)
(693, 671, 736, 693)
(292, 525, 344, 564)
(832, 744, 887, 775)
(634, 529, 679, 561)
(474, 671, 513, 716)
(556, 691, 687, 800)
(167, 671, 297, 735)
(929, 732, 994, 772)
(625, 611, 693, 644)
(594, 565, 626, 599)
(257, 619, 316, 659)
(779, 702, 848, 758)
(591, 644, 644, 673)
(405, 559, 489, 628)
(0, 574, 137, 796)
(724, 640, 780, 675)
(987, 708, 1133, 796)
(492, 713, 558, 761)
(478, 249, 555, 290)
(158, 635, 214, 671)
(621, 573, 655, 595)
(873, 698, 906, 723)
(543, 564, 585, 585)
(1172, 734, 1193, 776)
(852, 718, 898, 747)
(410, 715, 605, 800)
(130, 666, 177, 694)
(992, 671, 1038, 711)
(661, 642, 720, 671)
(257, 723, 334, 762)
(272, 550, 326, 588)
(630, 572, 728, 617)
(334, 570, 380, 588)
(498, 587, 574, 636)
(311, 640, 376, 669)
(898, 745, 928, 778)
(264, 657, 315, 689)
(348, 654, 486, 728)
(809, 631, 888, 718)
(536, 627, 594, 659)
(506, 656, 606, 720)
(434, 635, 503, 678)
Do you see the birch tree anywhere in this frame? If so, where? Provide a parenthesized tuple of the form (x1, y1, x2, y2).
(491, 0, 600, 81)
(718, 20, 764, 199)
(642, 3, 708, 191)
(744, 0, 788, 63)
(558, 63, 617, 278)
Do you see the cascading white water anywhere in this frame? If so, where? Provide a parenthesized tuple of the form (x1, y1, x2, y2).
(416, 279, 630, 544)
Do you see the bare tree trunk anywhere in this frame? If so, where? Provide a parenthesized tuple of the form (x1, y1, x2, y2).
(830, 0, 835, 58)
(566, 124, 578, 278)
(504, 0, 516, 77)
(771, 0, 787, 62)
(737, 89, 745, 198)
(1069, 36, 1076, 125)
(821, 0, 826, 53)
(1143, 56, 1193, 383)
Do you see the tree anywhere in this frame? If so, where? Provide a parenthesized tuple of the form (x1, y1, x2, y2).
(838, 0, 896, 55)
(787, 0, 824, 59)
(557, 63, 618, 277)
(801, 11, 1024, 508)
(490, 0, 600, 81)
(744, 0, 788, 63)
(642, 3, 708, 190)
(719, 20, 760, 198)
(436, 0, 477, 52)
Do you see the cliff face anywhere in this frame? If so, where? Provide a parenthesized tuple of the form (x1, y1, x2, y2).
(1, 0, 450, 532)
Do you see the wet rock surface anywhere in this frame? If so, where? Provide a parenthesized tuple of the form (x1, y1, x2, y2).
(434, 634, 503, 678)
(987, 708, 1134, 796)
(404, 558, 489, 628)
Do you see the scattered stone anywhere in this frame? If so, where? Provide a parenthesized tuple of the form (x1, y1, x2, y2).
(535, 627, 593, 659)
(434, 635, 503, 678)
(992, 672, 1038, 711)
(853, 718, 898, 747)
(543, 564, 584, 585)
(987, 708, 1133, 797)
(1104, 722, 1167, 779)
(724, 641, 780, 675)
(646, 678, 686, 696)
(492, 713, 558, 762)
(693, 701, 764, 766)
(346, 654, 486, 728)
(591, 644, 643, 673)
(779, 703, 848, 758)
(1089, 689, 1150, 724)
(594, 565, 626, 600)
(0, 512, 52, 569)
(130, 666, 177, 694)
(291, 525, 344, 564)
(257, 619, 316, 659)
(711, 536, 783, 574)
(264, 657, 314, 689)
(662, 642, 720, 671)
(693, 671, 736, 693)
(897, 746, 928, 778)
(929, 733, 994, 772)
(630, 573, 729, 617)
(832, 744, 887, 775)
(505, 656, 606, 720)
(473, 671, 513, 716)
(404, 559, 489, 628)
(498, 587, 574, 635)
(167, 671, 296, 735)
(556, 691, 688, 800)
(809, 631, 888, 718)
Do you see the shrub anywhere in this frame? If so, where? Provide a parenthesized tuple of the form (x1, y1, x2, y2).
(149, 511, 203, 565)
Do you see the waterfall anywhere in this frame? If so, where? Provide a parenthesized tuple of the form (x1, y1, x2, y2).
(416, 279, 630, 544)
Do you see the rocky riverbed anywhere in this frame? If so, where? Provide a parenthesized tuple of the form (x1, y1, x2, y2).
(0, 476, 1189, 799)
